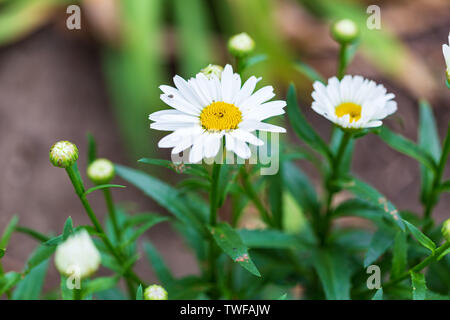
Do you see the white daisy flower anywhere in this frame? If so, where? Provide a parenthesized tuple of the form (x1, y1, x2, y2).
(149, 64, 286, 163)
(311, 75, 397, 129)
(442, 32, 450, 81)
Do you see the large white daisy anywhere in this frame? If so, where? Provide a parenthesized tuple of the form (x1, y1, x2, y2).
(443, 32, 450, 80)
(311, 75, 397, 129)
(149, 64, 286, 163)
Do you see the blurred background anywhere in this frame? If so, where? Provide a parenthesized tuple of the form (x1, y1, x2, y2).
(0, 0, 449, 295)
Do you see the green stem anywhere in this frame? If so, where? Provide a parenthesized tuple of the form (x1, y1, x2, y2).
(320, 130, 352, 245)
(337, 43, 348, 80)
(239, 166, 274, 227)
(423, 125, 450, 231)
(103, 188, 121, 241)
(384, 241, 450, 290)
(64, 165, 145, 290)
(208, 162, 221, 298)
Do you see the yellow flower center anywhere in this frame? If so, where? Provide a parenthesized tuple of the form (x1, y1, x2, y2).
(335, 102, 362, 123)
(200, 101, 242, 131)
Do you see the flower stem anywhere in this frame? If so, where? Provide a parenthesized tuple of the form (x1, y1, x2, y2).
(208, 162, 221, 298)
(239, 165, 274, 227)
(102, 188, 121, 241)
(384, 241, 449, 290)
(423, 125, 450, 232)
(64, 165, 145, 291)
(337, 43, 348, 80)
(320, 130, 352, 245)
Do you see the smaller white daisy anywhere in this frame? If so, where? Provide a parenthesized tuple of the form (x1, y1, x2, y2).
(311, 75, 397, 129)
(442, 32, 450, 80)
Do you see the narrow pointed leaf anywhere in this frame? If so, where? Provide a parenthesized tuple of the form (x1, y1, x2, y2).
(410, 272, 427, 300)
(209, 223, 261, 277)
(403, 219, 435, 254)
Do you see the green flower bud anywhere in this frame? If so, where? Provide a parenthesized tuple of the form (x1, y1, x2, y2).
(442, 219, 450, 241)
(144, 284, 168, 300)
(331, 19, 359, 44)
(228, 32, 255, 57)
(87, 158, 115, 185)
(49, 141, 79, 168)
(200, 64, 224, 80)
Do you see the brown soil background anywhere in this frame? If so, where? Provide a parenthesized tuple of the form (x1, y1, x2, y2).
(0, 1, 449, 294)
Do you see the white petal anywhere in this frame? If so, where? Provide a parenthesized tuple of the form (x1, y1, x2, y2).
(239, 120, 286, 133)
(234, 76, 261, 105)
(231, 129, 264, 146)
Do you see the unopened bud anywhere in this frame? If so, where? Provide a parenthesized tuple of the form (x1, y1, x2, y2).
(200, 64, 223, 80)
(49, 141, 79, 168)
(331, 19, 359, 44)
(54, 229, 101, 279)
(144, 284, 168, 300)
(87, 158, 115, 185)
(228, 32, 255, 57)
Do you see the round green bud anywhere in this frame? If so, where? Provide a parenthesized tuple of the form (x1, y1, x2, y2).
(331, 19, 359, 44)
(200, 64, 224, 80)
(49, 141, 79, 168)
(87, 158, 115, 185)
(442, 219, 450, 241)
(144, 284, 168, 300)
(228, 32, 255, 57)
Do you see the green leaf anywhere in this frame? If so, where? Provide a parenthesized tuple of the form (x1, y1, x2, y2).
(282, 161, 320, 219)
(391, 231, 408, 279)
(138, 158, 209, 179)
(62, 217, 73, 241)
(115, 164, 208, 236)
(329, 126, 354, 175)
(14, 226, 49, 243)
(286, 84, 332, 160)
(143, 241, 175, 288)
(24, 245, 56, 274)
(410, 272, 427, 300)
(238, 229, 299, 249)
(13, 256, 49, 300)
(209, 223, 261, 277)
(136, 284, 143, 300)
(0, 215, 19, 248)
(312, 249, 351, 300)
(437, 247, 450, 261)
(84, 184, 126, 196)
(403, 219, 435, 254)
(333, 198, 385, 225)
(0, 248, 4, 259)
(82, 276, 120, 297)
(241, 54, 268, 70)
(0, 272, 22, 295)
(87, 133, 97, 164)
(371, 288, 383, 300)
(418, 100, 441, 204)
(378, 126, 437, 172)
(119, 218, 168, 249)
(439, 180, 450, 193)
(277, 293, 288, 300)
(123, 213, 168, 229)
(294, 60, 325, 83)
(342, 178, 405, 231)
(364, 228, 395, 267)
